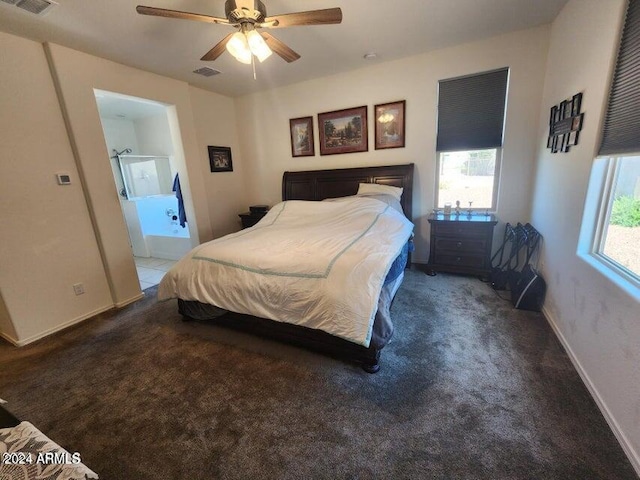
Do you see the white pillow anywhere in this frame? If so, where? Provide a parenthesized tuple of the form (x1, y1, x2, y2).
(357, 182, 403, 201)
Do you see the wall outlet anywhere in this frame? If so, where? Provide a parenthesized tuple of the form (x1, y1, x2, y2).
(73, 283, 85, 295)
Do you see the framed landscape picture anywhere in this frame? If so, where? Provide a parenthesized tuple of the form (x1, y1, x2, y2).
(375, 100, 406, 149)
(289, 116, 315, 157)
(208, 146, 233, 172)
(318, 106, 368, 155)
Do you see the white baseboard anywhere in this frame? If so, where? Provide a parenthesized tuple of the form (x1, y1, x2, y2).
(2, 293, 145, 347)
(115, 292, 144, 308)
(542, 306, 640, 477)
(0, 330, 20, 346)
(8, 304, 114, 347)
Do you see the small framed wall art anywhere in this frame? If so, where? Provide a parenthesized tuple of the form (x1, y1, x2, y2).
(547, 92, 584, 153)
(318, 106, 368, 155)
(289, 116, 315, 157)
(374, 100, 406, 149)
(208, 146, 233, 172)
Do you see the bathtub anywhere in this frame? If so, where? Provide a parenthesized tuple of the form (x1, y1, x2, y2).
(144, 232, 192, 260)
(121, 195, 193, 260)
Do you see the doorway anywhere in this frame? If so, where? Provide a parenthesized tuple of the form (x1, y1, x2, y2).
(94, 90, 191, 290)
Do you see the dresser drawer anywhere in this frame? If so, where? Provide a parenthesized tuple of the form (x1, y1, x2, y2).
(434, 236, 488, 254)
(433, 253, 487, 269)
(427, 213, 497, 277)
(433, 222, 490, 238)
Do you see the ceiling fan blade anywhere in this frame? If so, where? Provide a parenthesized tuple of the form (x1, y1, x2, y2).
(261, 32, 301, 63)
(262, 8, 342, 28)
(201, 32, 235, 61)
(136, 5, 229, 25)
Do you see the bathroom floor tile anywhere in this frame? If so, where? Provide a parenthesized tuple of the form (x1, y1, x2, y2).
(153, 260, 177, 272)
(134, 257, 154, 267)
(135, 257, 174, 288)
(146, 270, 166, 285)
(152, 259, 173, 268)
(136, 266, 160, 282)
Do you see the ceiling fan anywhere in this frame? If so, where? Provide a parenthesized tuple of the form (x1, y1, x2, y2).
(136, 0, 342, 65)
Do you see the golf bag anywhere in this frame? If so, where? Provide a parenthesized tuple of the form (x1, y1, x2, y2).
(510, 264, 546, 311)
(490, 222, 546, 311)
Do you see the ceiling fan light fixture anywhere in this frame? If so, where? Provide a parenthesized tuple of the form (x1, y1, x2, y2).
(226, 31, 252, 64)
(246, 30, 272, 62)
(137, 3, 342, 65)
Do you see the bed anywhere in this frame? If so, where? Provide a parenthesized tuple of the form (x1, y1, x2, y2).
(158, 164, 414, 372)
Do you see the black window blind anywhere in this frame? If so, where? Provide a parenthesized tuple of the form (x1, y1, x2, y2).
(437, 68, 509, 152)
(599, 0, 640, 156)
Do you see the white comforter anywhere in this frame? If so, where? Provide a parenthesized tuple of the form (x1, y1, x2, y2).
(157, 196, 413, 346)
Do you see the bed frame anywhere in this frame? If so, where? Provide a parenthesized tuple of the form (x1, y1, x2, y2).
(182, 164, 414, 373)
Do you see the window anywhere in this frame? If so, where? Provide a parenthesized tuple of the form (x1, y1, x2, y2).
(436, 68, 509, 211)
(593, 155, 640, 282)
(580, 0, 640, 293)
(437, 148, 501, 209)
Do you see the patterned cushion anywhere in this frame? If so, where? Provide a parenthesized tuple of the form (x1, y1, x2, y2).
(0, 421, 98, 480)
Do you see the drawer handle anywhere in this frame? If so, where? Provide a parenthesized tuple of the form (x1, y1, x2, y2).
(456, 241, 463, 248)
(456, 257, 462, 263)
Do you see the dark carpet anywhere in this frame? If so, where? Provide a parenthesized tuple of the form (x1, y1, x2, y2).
(0, 269, 636, 480)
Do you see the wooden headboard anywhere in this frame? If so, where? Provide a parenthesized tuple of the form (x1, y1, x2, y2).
(282, 164, 414, 220)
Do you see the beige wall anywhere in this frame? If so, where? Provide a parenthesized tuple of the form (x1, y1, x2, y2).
(530, 0, 640, 472)
(189, 86, 249, 238)
(0, 33, 242, 345)
(45, 43, 215, 305)
(235, 26, 550, 263)
(0, 32, 112, 344)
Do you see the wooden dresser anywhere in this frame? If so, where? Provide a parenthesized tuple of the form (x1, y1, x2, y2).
(427, 213, 497, 278)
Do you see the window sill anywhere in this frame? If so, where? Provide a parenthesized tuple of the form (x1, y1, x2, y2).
(577, 251, 640, 302)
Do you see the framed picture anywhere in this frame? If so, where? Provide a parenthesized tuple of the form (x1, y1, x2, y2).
(375, 100, 406, 149)
(289, 116, 315, 157)
(571, 113, 584, 131)
(318, 106, 368, 155)
(571, 92, 583, 116)
(547, 91, 585, 153)
(208, 146, 233, 172)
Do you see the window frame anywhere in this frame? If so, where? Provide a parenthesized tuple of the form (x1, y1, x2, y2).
(434, 147, 503, 212)
(589, 154, 640, 290)
(578, 0, 640, 299)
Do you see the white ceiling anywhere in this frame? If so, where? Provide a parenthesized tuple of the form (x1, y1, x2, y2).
(0, 0, 568, 97)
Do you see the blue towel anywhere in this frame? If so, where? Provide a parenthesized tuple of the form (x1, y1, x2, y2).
(172, 174, 187, 228)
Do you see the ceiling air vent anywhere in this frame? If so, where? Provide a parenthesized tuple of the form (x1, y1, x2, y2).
(193, 67, 221, 77)
(14, 0, 57, 15)
(0, 0, 20, 5)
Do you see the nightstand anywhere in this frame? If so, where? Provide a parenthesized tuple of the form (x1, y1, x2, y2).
(426, 213, 498, 278)
(239, 210, 268, 229)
